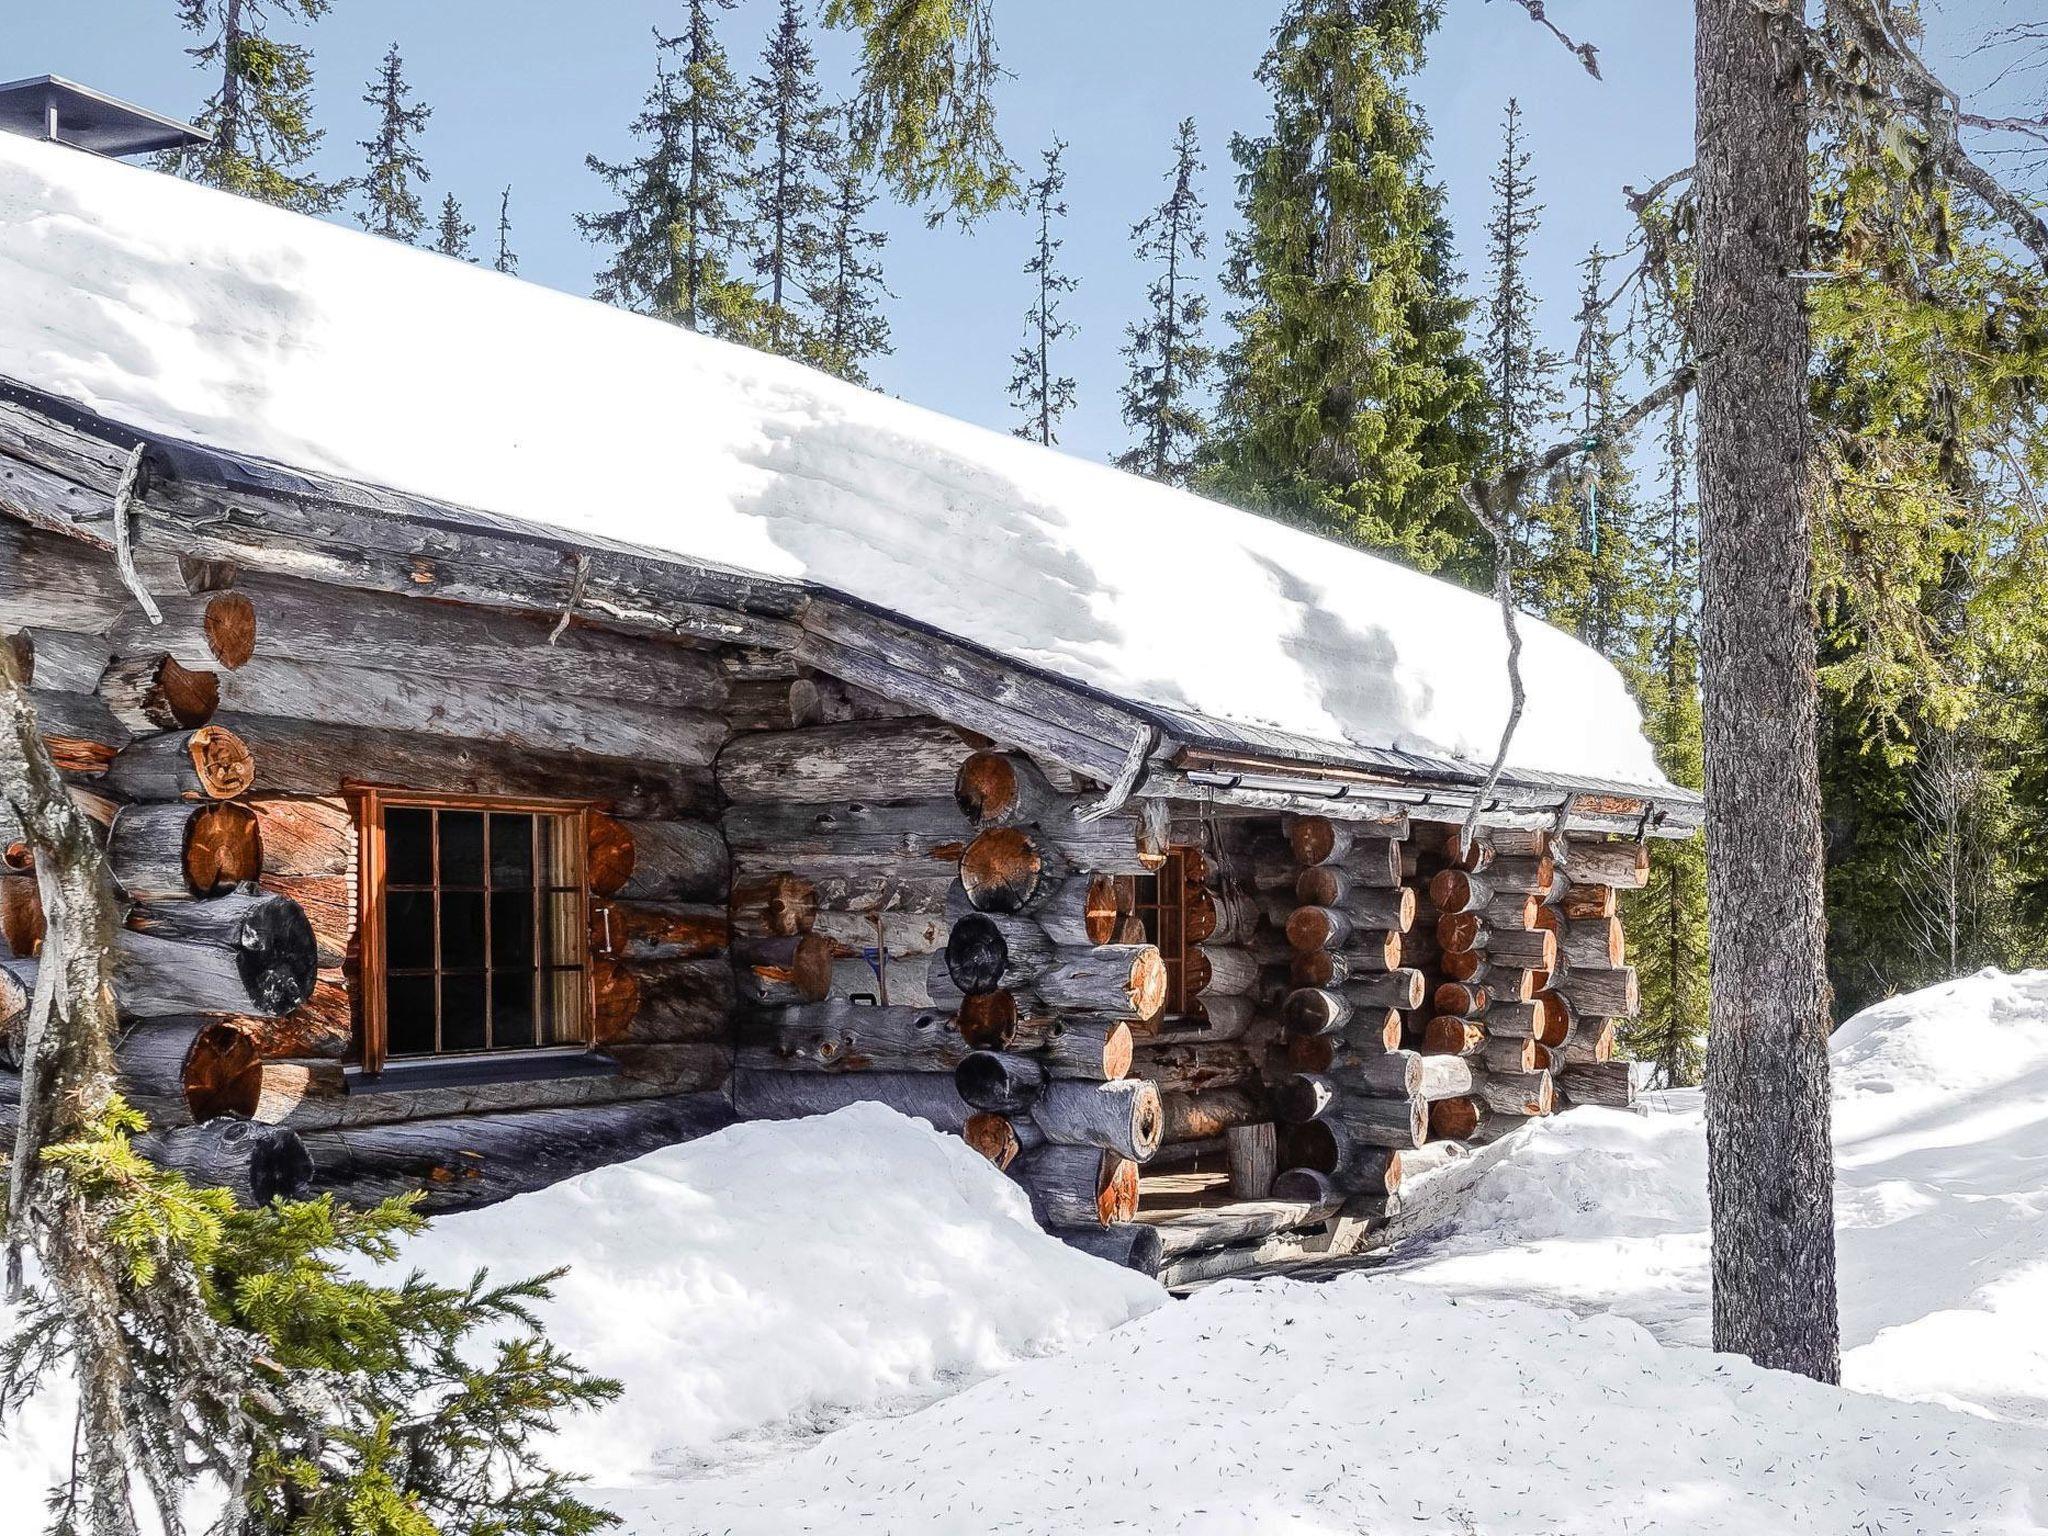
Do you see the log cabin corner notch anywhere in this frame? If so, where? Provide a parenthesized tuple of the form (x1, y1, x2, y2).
(0, 128, 1700, 1283)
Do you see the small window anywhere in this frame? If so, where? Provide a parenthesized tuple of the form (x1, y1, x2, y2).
(356, 790, 591, 1071)
(1129, 848, 1193, 1018)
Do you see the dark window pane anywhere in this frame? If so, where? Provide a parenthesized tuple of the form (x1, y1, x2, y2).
(386, 807, 433, 886)
(490, 814, 534, 888)
(441, 975, 487, 1052)
(491, 889, 535, 971)
(439, 811, 485, 887)
(386, 973, 436, 1056)
(493, 974, 536, 1049)
(440, 891, 486, 970)
(386, 890, 436, 971)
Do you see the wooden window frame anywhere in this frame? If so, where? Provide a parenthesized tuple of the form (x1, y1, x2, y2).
(352, 785, 596, 1074)
(1130, 848, 1194, 1020)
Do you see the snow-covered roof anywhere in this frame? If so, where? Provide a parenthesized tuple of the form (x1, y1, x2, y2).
(0, 133, 1671, 789)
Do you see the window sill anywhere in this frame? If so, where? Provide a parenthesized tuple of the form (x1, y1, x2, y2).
(345, 1048, 619, 1095)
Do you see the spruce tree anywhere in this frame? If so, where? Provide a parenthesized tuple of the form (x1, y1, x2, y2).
(750, 0, 834, 358)
(358, 42, 432, 243)
(579, 11, 758, 339)
(165, 0, 342, 212)
(1116, 118, 1214, 486)
(435, 193, 475, 260)
(1008, 139, 1078, 445)
(495, 184, 520, 275)
(804, 117, 893, 385)
(1204, 0, 1484, 571)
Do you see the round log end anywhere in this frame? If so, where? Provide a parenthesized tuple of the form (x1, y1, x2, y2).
(159, 656, 220, 729)
(1284, 905, 1334, 953)
(1422, 1015, 1481, 1055)
(187, 724, 255, 800)
(1127, 945, 1168, 1022)
(788, 932, 834, 1002)
(1282, 987, 1342, 1037)
(1099, 1154, 1139, 1225)
(1081, 872, 1123, 947)
(1272, 1166, 1335, 1206)
(1429, 868, 1472, 913)
(962, 1111, 1023, 1170)
(1287, 815, 1336, 867)
(1437, 912, 1483, 954)
(955, 1048, 1048, 1115)
(1369, 1008, 1403, 1052)
(1295, 865, 1337, 908)
(185, 803, 263, 895)
(956, 988, 1019, 1048)
(184, 1021, 264, 1121)
(1534, 993, 1574, 1048)
(202, 591, 258, 669)
(234, 893, 319, 1015)
(946, 913, 1010, 996)
(1270, 1073, 1326, 1125)
(958, 827, 1045, 914)
(1429, 1096, 1484, 1141)
(954, 751, 1024, 826)
(586, 813, 635, 897)
(592, 957, 642, 1039)
(1082, 1019, 1136, 1080)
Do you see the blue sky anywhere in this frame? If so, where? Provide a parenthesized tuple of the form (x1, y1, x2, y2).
(10, 2, 2023, 464)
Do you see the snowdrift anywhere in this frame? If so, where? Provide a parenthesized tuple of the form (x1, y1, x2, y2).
(0, 132, 1665, 786)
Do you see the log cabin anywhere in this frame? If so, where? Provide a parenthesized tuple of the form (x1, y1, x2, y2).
(0, 100, 1699, 1285)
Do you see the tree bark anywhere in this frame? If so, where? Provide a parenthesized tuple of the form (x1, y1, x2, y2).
(1697, 0, 1840, 1383)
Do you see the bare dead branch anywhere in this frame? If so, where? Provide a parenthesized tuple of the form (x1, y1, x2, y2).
(1496, 0, 1603, 79)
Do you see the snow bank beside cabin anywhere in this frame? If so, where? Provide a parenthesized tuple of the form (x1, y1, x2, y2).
(387, 1104, 1162, 1480)
(0, 133, 1665, 786)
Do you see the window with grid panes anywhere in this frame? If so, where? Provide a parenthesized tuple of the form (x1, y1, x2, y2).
(357, 792, 591, 1068)
(1128, 848, 1193, 1018)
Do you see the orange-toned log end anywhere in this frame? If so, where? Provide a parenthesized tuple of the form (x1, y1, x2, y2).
(43, 737, 116, 774)
(1287, 1034, 1336, 1073)
(731, 871, 820, 937)
(1437, 912, 1484, 954)
(963, 1111, 1023, 1170)
(1378, 930, 1403, 968)
(1081, 872, 1123, 947)
(1099, 1020, 1135, 1081)
(590, 958, 643, 1041)
(958, 826, 1045, 914)
(184, 802, 263, 895)
(1289, 950, 1334, 989)
(184, 1021, 264, 1121)
(953, 750, 1025, 825)
(1531, 1075, 1557, 1115)
(1581, 1018, 1619, 1063)
(1441, 949, 1481, 984)
(1437, 982, 1487, 1017)
(956, 988, 1020, 1049)
(1, 873, 45, 957)
(1183, 887, 1219, 944)
(186, 724, 256, 800)
(202, 590, 258, 669)
(1429, 867, 1475, 913)
(1423, 1015, 1484, 1055)
(586, 813, 636, 897)
(772, 933, 837, 1002)
(1429, 1096, 1485, 1141)
(1099, 1154, 1140, 1224)
(1534, 994, 1574, 1049)
(159, 655, 222, 729)
(1366, 1007, 1403, 1051)
(1602, 917, 1626, 967)
(1287, 815, 1338, 867)
(1128, 946, 1169, 1023)
(1563, 883, 1619, 920)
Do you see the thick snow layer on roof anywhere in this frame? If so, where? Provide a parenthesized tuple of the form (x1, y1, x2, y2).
(0, 133, 1668, 787)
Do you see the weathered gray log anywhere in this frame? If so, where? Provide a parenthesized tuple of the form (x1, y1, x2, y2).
(731, 933, 834, 1006)
(1559, 1016, 1618, 1067)
(948, 874, 1121, 947)
(106, 801, 263, 901)
(1483, 926, 1558, 970)
(727, 676, 823, 731)
(739, 1002, 966, 1073)
(1561, 839, 1651, 889)
(953, 749, 1065, 827)
(16, 628, 114, 692)
(1477, 1035, 1550, 1075)
(134, 1117, 315, 1206)
(1560, 882, 1619, 920)
(587, 816, 728, 903)
(1287, 934, 1403, 987)
(1287, 818, 1400, 877)
(1127, 1042, 1259, 1095)
(112, 1017, 242, 1129)
(605, 957, 734, 1043)
(1270, 1075, 1425, 1148)
(1557, 1059, 1634, 1108)
(727, 799, 969, 861)
(1010, 1144, 1137, 1227)
(282, 1094, 738, 1211)
(1468, 1066, 1556, 1117)
(1552, 965, 1640, 1017)
(590, 899, 729, 962)
(955, 1050, 1049, 1116)
(1559, 916, 1626, 969)
(1187, 943, 1260, 998)
(1226, 1121, 1278, 1198)
(1195, 888, 1262, 946)
(1281, 974, 1422, 1036)
(1439, 951, 1538, 997)
(1185, 991, 1256, 1040)
(116, 572, 729, 707)
(30, 687, 131, 771)
(1032, 944, 1167, 1021)
(1292, 869, 1415, 923)
(0, 520, 137, 633)
(210, 713, 709, 818)
(120, 891, 318, 1016)
(1010, 1016, 1134, 1080)
(103, 724, 256, 801)
(1281, 1119, 1405, 1193)
(99, 653, 220, 734)
(1048, 1222, 1164, 1275)
(1420, 1015, 1487, 1056)
(1414, 1053, 1476, 1102)
(1480, 892, 1542, 929)
(1029, 1078, 1163, 1161)
(719, 718, 977, 803)
(732, 1067, 970, 1130)
(960, 1109, 1045, 1169)
(205, 653, 722, 765)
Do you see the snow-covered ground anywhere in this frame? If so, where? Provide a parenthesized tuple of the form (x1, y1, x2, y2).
(7, 971, 2048, 1532)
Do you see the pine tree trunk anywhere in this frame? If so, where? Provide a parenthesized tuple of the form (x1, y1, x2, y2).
(1695, 0, 1840, 1383)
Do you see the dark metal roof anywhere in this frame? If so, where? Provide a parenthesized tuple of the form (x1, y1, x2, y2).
(0, 76, 208, 158)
